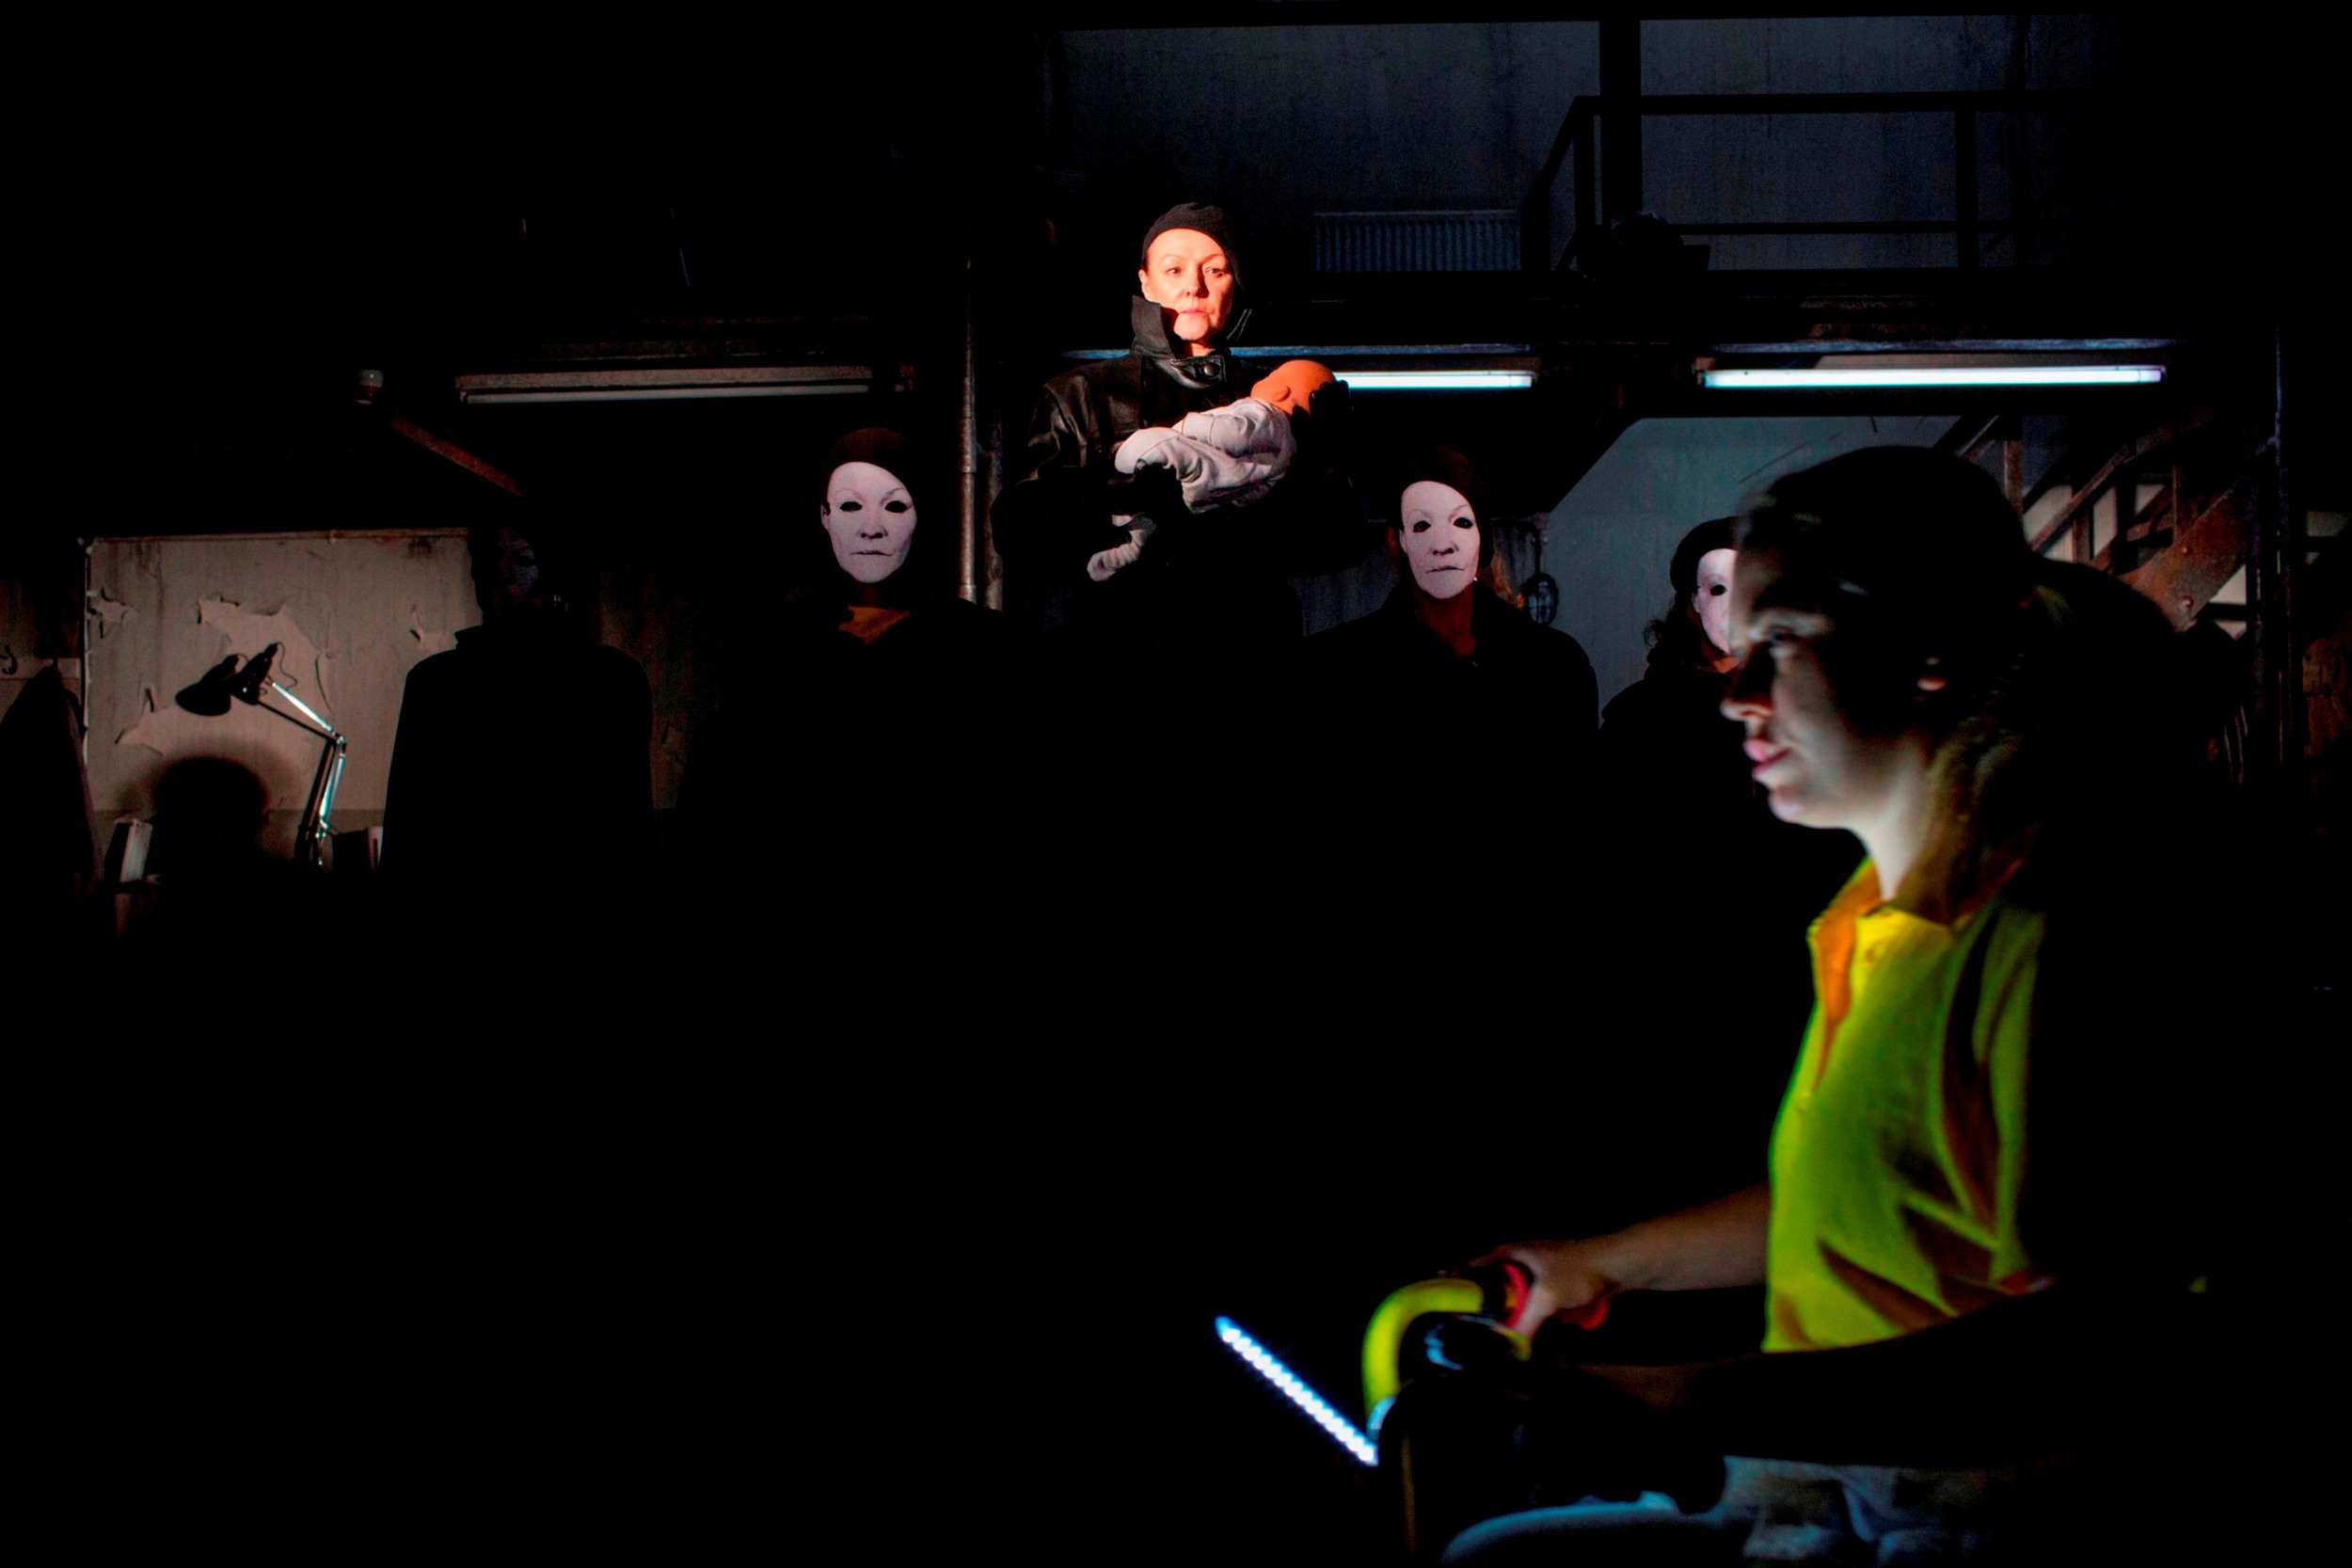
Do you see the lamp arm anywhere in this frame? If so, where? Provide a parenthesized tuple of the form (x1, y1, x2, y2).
(255, 687, 346, 869)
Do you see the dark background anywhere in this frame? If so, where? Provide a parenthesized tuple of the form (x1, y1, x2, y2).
(17, 10, 2340, 1562)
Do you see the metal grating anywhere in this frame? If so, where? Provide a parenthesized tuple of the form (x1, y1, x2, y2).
(1314, 211, 1521, 273)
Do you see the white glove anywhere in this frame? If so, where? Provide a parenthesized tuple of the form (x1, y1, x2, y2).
(1086, 515, 1158, 583)
(1113, 397, 1295, 511)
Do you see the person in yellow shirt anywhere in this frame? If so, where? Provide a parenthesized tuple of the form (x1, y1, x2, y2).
(1437, 446, 2233, 1564)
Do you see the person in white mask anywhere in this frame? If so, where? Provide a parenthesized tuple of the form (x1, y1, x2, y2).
(1298, 447, 1597, 901)
(677, 428, 1015, 939)
(1306, 446, 1595, 721)
(1593, 517, 1862, 1196)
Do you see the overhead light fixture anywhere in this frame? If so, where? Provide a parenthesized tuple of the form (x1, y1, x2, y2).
(1708, 339, 2180, 356)
(456, 366, 889, 404)
(1057, 342, 1532, 363)
(1334, 370, 1535, 391)
(1701, 366, 2164, 389)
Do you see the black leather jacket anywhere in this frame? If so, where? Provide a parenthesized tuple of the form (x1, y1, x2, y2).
(992, 297, 1365, 583)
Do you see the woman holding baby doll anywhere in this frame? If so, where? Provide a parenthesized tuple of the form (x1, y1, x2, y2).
(990, 202, 1366, 727)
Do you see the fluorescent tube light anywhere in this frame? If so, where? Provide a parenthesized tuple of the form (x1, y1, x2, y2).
(456, 366, 882, 404)
(1701, 366, 2165, 389)
(1058, 343, 1531, 362)
(461, 386, 874, 404)
(1334, 370, 1535, 391)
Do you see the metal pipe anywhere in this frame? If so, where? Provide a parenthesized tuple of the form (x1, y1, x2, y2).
(983, 394, 1007, 613)
(1606, 88, 2101, 117)
(1572, 103, 1596, 264)
(2246, 328, 2284, 785)
(78, 536, 92, 768)
(2281, 325, 2304, 769)
(1955, 110, 1979, 268)
(1598, 20, 1643, 221)
(958, 241, 981, 606)
(2268, 321, 2303, 774)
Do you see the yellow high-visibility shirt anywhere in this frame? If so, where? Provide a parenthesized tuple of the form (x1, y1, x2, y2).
(1764, 859, 2056, 1352)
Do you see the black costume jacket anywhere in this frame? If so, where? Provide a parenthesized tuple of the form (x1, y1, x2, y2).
(1594, 650, 1856, 917)
(1301, 583, 1598, 779)
(1285, 583, 1601, 1025)
(381, 614, 654, 939)
(1592, 648, 1859, 1195)
(992, 297, 1364, 665)
(772, 592, 1017, 791)
(1596, 659, 1753, 828)
(680, 591, 1018, 873)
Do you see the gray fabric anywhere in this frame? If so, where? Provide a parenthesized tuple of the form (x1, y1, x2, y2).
(1443, 1456, 2097, 1566)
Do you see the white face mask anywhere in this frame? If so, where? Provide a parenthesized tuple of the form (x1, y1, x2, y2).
(822, 461, 916, 584)
(1399, 480, 1480, 600)
(1694, 546, 1738, 657)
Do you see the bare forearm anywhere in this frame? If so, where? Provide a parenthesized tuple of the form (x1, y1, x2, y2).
(1593, 1182, 1770, 1293)
(1487, 1184, 1769, 1330)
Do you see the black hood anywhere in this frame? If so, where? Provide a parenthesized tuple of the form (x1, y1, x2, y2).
(453, 610, 583, 654)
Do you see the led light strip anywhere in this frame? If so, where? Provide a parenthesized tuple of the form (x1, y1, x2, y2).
(1701, 366, 2165, 389)
(1215, 1316, 1378, 1466)
(1333, 371, 1535, 391)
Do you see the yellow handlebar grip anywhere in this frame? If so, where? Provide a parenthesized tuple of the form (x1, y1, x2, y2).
(1361, 1277, 1486, 1418)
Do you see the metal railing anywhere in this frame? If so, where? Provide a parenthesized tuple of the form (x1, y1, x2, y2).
(1522, 90, 2106, 275)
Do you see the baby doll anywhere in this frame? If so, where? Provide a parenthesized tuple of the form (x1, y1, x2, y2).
(1089, 360, 1341, 582)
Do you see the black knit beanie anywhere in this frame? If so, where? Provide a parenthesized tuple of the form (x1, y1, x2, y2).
(1140, 202, 1243, 287)
(1392, 446, 1494, 566)
(820, 428, 921, 517)
(1668, 517, 1738, 600)
(1394, 446, 1487, 522)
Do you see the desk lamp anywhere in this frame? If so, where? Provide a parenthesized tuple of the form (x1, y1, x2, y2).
(173, 643, 348, 869)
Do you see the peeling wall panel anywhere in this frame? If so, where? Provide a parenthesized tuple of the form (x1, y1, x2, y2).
(87, 531, 478, 854)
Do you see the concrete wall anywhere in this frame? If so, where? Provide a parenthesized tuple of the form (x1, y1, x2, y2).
(1641, 14, 2122, 270)
(1548, 415, 1956, 711)
(1053, 22, 1600, 275)
(1048, 15, 2122, 274)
